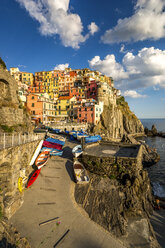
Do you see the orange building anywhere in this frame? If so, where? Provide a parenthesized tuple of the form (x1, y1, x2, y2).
(26, 93, 56, 124)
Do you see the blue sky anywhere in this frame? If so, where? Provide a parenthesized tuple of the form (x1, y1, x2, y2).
(0, 0, 165, 118)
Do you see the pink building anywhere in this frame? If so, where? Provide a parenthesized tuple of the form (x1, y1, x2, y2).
(75, 102, 95, 124)
(86, 80, 97, 100)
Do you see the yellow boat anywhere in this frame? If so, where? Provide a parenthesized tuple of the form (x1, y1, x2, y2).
(18, 177, 23, 193)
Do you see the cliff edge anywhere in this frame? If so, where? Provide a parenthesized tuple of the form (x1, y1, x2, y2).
(93, 96, 144, 140)
(0, 62, 31, 132)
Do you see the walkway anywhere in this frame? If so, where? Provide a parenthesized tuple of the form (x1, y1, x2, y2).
(10, 141, 126, 248)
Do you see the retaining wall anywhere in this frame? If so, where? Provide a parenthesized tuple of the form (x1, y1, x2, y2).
(0, 140, 41, 219)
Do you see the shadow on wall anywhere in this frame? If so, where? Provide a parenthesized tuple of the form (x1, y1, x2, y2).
(65, 160, 75, 183)
(0, 237, 16, 248)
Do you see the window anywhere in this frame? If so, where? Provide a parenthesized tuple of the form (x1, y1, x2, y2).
(79, 108, 81, 111)
(91, 113, 93, 117)
(32, 111, 35, 115)
(85, 108, 87, 111)
(59, 111, 61, 114)
(96, 108, 98, 111)
(91, 108, 93, 111)
(79, 114, 81, 117)
(32, 103, 34, 107)
(96, 114, 98, 117)
(59, 106, 61, 110)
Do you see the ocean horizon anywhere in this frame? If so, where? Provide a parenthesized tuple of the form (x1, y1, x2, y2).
(140, 118, 165, 132)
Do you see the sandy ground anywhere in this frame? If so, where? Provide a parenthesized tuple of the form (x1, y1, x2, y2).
(151, 210, 165, 248)
(10, 140, 126, 248)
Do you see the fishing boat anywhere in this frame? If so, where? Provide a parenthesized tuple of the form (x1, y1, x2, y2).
(41, 147, 63, 156)
(47, 133, 65, 141)
(35, 151, 50, 169)
(29, 140, 44, 166)
(50, 150, 63, 156)
(50, 128, 61, 134)
(45, 137, 65, 146)
(43, 140, 62, 150)
(85, 135, 102, 143)
(73, 161, 90, 184)
(77, 132, 89, 141)
(72, 145, 83, 158)
(26, 169, 41, 188)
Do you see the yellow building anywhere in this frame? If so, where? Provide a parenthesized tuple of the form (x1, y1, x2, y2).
(21, 72, 34, 86)
(55, 96, 76, 119)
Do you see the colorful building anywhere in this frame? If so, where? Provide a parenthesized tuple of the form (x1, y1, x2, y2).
(86, 80, 97, 100)
(26, 93, 56, 124)
(74, 101, 95, 124)
(55, 96, 76, 119)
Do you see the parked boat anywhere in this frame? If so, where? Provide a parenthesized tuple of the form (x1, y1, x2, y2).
(41, 147, 63, 156)
(26, 169, 41, 188)
(77, 132, 89, 141)
(50, 150, 63, 156)
(35, 151, 50, 169)
(72, 145, 83, 158)
(47, 133, 65, 141)
(43, 141, 62, 150)
(29, 140, 44, 166)
(73, 161, 90, 184)
(45, 137, 65, 146)
(50, 128, 61, 134)
(85, 135, 102, 143)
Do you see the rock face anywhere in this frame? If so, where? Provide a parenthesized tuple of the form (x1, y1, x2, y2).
(0, 66, 31, 131)
(75, 145, 160, 247)
(0, 219, 30, 248)
(94, 97, 144, 140)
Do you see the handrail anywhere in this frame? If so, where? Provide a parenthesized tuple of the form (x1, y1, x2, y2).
(0, 133, 44, 150)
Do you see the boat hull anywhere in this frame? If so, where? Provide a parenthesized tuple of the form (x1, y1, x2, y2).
(43, 141, 62, 150)
(29, 140, 44, 166)
(26, 169, 41, 188)
(35, 151, 49, 169)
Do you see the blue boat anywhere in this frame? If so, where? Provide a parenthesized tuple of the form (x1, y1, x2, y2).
(77, 132, 89, 141)
(51, 128, 61, 134)
(85, 135, 102, 143)
(41, 147, 63, 156)
(45, 137, 65, 146)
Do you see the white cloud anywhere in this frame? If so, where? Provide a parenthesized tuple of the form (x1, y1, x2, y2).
(54, 63, 69, 70)
(88, 47, 165, 91)
(16, 0, 96, 49)
(88, 22, 99, 35)
(123, 90, 147, 98)
(89, 55, 128, 81)
(101, 0, 165, 44)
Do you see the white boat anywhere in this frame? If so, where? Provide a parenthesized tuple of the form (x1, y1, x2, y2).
(72, 145, 83, 158)
(47, 133, 65, 142)
(73, 161, 90, 184)
(29, 140, 44, 166)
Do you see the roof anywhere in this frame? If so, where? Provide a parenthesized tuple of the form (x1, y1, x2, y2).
(58, 96, 73, 100)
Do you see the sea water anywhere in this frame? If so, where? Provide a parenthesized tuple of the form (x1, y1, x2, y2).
(141, 119, 165, 197)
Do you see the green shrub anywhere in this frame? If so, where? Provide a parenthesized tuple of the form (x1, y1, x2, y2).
(0, 125, 14, 132)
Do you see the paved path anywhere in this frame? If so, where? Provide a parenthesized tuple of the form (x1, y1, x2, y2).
(10, 141, 126, 248)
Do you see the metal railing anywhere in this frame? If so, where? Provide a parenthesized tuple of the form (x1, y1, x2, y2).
(0, 133, 44, 150)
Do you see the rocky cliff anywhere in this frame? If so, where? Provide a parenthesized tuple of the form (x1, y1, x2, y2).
(0, 64, 31, 132)
(75, 144, 159, 248)
(94, 96, 144, 140)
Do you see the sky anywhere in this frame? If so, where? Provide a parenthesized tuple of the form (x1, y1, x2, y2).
(0, 0, 165, 118)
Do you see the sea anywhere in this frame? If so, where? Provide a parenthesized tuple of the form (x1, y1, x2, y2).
(141, 119, 165, 197)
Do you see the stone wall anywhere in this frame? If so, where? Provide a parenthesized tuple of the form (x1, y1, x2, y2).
(82, 144, 142, 180)
(0, 108, 24, 126)
(0, 140, 41, 219)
